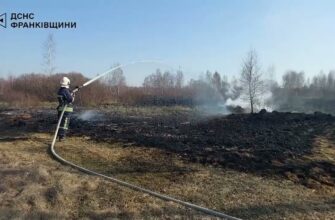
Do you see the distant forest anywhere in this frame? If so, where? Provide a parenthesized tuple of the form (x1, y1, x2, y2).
(1, 67, 335, 114)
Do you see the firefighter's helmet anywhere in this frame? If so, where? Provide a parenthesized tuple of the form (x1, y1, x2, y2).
(60, 77, 70, 88)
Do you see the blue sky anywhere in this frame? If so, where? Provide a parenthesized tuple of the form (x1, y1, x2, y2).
(1, 0, 335, 85)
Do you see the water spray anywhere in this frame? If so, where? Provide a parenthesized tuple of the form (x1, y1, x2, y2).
(71, 60, 164, 94)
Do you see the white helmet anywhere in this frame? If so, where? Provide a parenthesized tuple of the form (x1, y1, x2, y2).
(60, 77, 70, 88)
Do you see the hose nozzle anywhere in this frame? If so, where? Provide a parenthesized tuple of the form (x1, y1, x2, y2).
(72, 86, 82, 94)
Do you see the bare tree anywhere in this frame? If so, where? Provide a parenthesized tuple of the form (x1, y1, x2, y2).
(102, 63, 126, 98)
(230, 77, 243, 100)
(327, 71, 335, 90)
(312, 71, 327, 89)
(211, 71, 230, 99)
(212, 71, 222, 91)
(162, 71, 175, 88)
(240, 49, 264, 113)
(282, 71, 305, 89)
(110, 64, 126, 97)
(175, 68, 184, 88)
(42, 33, 56, 75)
(220, 74, 230, 99)
(143, 69, 163, 88)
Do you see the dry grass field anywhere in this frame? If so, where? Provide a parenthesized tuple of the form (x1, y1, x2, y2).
(0, 107, 334, 219)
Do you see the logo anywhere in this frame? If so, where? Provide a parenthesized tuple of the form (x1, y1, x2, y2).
(0, 13, 6, 28)
(0, 12, 77, 30)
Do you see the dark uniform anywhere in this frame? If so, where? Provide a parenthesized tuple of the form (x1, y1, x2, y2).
(57, 87, 74, 140)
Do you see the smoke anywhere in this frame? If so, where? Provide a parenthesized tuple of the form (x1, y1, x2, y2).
(192, 84, 231, 115)
(266, 70, 335, 114)
(196, 103, 230, 116)
(77, 110, 102, 121)
(259, 90, 274, 112)
(226, 97, 246, 108)
(190, 72, 246, 115)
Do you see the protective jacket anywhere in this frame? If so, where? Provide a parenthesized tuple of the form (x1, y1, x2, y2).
(57, 87, 74, 112)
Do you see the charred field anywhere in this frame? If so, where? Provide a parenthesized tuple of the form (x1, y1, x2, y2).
(0, 106, 334, 219)
(69, 107, 335, 188)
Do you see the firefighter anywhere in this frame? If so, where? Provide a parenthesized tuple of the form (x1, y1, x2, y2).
(57, 76, 75, 141)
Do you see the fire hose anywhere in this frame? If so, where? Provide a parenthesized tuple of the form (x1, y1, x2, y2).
(50, 62, 242, 220)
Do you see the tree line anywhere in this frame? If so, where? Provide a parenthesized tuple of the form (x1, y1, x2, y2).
(1, 49, 335, 114)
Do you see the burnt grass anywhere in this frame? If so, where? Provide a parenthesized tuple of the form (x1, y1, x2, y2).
(2, 107, 335, 188)
(72, 109, 335, 188)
